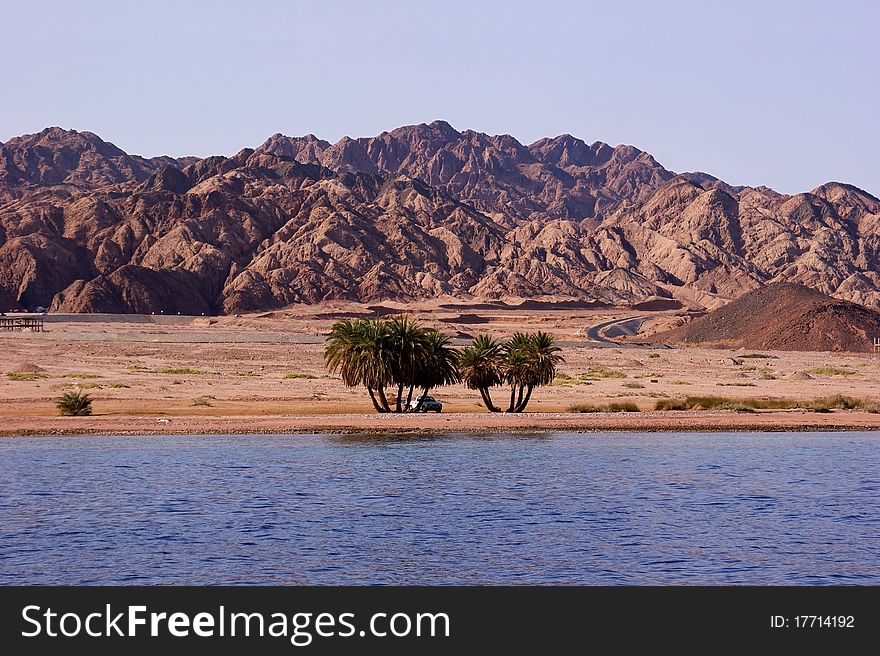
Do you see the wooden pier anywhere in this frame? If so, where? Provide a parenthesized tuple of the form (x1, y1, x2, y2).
(0, 315, 45, 332)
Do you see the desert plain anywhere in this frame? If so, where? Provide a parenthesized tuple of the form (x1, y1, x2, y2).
(2, 301, 880, 437)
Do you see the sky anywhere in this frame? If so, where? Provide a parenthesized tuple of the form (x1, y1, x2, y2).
(1, 0, 877, 195)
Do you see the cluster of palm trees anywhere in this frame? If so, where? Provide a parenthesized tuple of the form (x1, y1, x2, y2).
(324, 316, 563, 413)
(459, 332, 562, 412)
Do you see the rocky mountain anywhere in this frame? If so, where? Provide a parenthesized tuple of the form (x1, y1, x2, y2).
(654, 283, 880, 352)
(0, 127, 196, 198)
(0, 122, 878, 314)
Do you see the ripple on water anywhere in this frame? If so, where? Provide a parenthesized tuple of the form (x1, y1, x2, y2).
(0, 431, 878, 585)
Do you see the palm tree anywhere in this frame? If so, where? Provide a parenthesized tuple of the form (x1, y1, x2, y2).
(459, 335, 505, 412)
(386, 315, 431, 412)
(510, 331, 563, 413)
(325, 317, 459, 414)
(409, 330, 460, 411)
(503, 332, 534, 412)
(324, 318, 395, 412)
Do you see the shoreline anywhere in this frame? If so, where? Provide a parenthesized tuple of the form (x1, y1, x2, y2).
(3, 410, 879, 438)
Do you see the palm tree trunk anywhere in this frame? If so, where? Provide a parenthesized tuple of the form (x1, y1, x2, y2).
(515, 384, 525, 410)
(376, 386, 392, 413)
(507, 385, 517, 413)
(515, 385, 534, 413)
(395, 383, 405, 413)
(479, 387, 501, 412)
(367, 386, 385, 413)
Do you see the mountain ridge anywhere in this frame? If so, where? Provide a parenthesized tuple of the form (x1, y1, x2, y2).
(0, 123, 878, 315)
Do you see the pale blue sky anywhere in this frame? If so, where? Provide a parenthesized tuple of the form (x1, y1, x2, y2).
(2, 0, 877, 195)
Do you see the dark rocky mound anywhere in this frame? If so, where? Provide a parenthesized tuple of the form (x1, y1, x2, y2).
(656, 283, 880, 352)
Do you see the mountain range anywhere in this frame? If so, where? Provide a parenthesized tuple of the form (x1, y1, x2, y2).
(1, 122, 878, 314)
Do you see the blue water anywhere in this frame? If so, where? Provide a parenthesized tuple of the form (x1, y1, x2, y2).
(0, 432, 878, 585)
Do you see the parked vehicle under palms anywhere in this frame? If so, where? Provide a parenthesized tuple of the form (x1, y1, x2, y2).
(408, 395, 443, 412)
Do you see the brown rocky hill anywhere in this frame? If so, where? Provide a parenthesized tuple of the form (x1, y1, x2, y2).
(654, 283, 880, 352)
(0, 127, 195, 198)
(0, 123, 878, 314)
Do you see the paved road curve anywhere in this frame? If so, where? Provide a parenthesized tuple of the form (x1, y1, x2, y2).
(585, 315, 647, 344)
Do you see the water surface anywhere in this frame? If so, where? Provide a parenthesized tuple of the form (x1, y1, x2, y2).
(1, 432, 877, 584)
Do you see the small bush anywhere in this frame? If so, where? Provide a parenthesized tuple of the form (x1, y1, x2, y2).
(108, 383, 131, 389)
(61, 373, 99, 379)
(282, 373, 318, 380)
(654, 398, 691, 411)
(569, 401, 640, 413)
(807, 367, 858, 377)
(622, 382, 645, 389)
(191, 396, 213, 407)
(57, 390, 92, 416)
(739, 353, 777, 359)
(156, 368, 208, 375)
(806, 395, 864, 411)
(7, 372, 48, 381)
(669, 380, 691, 385)
(648, 353, 660, 359)
(231, 371, 259, 377)
(607, 401, 640, 412)
(579, 365, 626, 380)
(718, 382, 757, 387)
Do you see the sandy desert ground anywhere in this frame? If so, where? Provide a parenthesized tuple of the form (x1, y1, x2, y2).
(2, 301, 879, 436)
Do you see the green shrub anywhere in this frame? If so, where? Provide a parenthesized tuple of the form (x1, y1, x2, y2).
(551, 372, 582, 386)
(282, 373, 318, 380)
(61, 373, 99, 379)
(7, 372, 48, 381)
(806, 395, 864, 411)
(579, 365, 626, 380)
(57, 390, 92, 416)
(569, 401, 640, 413)
(654, 398, 691, 411)
(155, 368, 208, 375)
(607, 401, 640, 412)
(807, 367, 858, 376)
